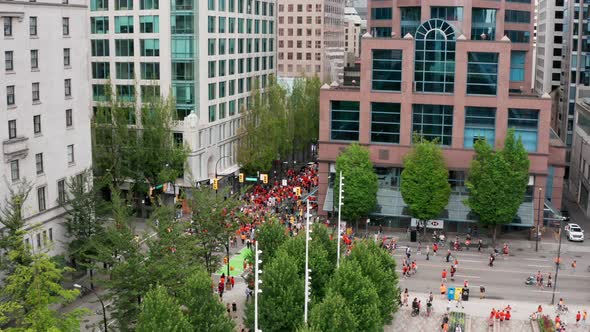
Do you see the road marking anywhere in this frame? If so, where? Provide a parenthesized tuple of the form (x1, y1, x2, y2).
(527, 264, 551, 268)
(523, 258, 548, 262)
(455, 275, 481, 279)
(532, 290, 559, 294)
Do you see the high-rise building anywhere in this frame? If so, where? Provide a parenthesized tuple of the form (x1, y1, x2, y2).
(343, 7, 365, 66)
(1, 1, 92, 254)
(277, 0, 345, 82)
(317, 0, 566, 231)
(534, 0, 564, 95)
(89, 0, 276, 184)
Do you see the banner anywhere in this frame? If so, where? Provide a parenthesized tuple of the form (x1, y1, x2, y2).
(411, 218, 444, 229)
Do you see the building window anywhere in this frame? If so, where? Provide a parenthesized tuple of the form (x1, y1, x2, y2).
(91, 40, 110, 56)
(209, 105, 216, 122)
(372, 49, 402, 91)
(8, 119, 16, 139)
(171, 14, 194, 34)
(115, 0, 133, 10)
(91, 0, 109, 11)
(371, 7, 392, 20)
(66, 109, 73, 127)
(208, 16, 215, 33)
(219, 17, 226, 33)
(471, 8, 496, 40)
(93, 84, 107, 101)
(505, 10, 531, 24)
(141, 85, 160, 99)
(331, 101, 360, 141)
(116, 62, 134, 79)
(464, 107, 496, 148)
(62, 17, 69, 36)
(140, 15, 159, 33)
(58, 179, 66, 203)
(208, 0, 215, 10)
(208, 83, 216, 100)
(64, 79, 72, 97)
(208, 61, 216, 78)
(140, 62, 160, 79)
(92, 62, 110, 79)
(219, 102, 226, 119)
(467, 52, 498, 95)
(116, 85, 135, 102)
(504, 30, 530, 43)
(10, 160, 19, 181)
(67, 144, 75, 164)
(173, 133, 183, 147)
(49, 228, 53, 242)
(5, 51, 13, 71)
(32, 83, 40, 102)
(140, 0, 158, 10)
(36, 153, 44, 174)
(115, 39, 134, 56)
(37, 186, 46, 212)
(412, 104, 453, 145)
(33, 115, 41, 134)
(29, 50, 39, 70)
(91, 16, 109, 34)
(140, 39, 159, 56)
(30, 16, 37, 36)
(508, 109, 539, 152)
(172, 62, 193, 81)
(115, 16, 134, 33)
(510, 51, 526, 81)
(414, 19, 456, 93)
(7, 85, 15, 105)
(4, 17, 12, 37)
(371, 102, 401, 144)
(431, 6, 463, 21)
(64, 48, 71, 66)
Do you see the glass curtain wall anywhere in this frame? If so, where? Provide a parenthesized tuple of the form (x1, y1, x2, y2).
(471, 8, 496, 40)
(414, 19, 456, 93)
(171, 0, 196, 120)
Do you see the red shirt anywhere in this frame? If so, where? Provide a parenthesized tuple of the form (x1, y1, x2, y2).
(442, 271, 447, 278)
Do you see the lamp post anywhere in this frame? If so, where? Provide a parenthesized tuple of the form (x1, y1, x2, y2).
(551, 216, 568, 305)
(536, 187, 543, 252)
(254, 241, 262, 332)
(337, 171, 344, 268)
(74, 283, 108, 332)
(365, 218, 370, 237)
(304, 199, 312, 323)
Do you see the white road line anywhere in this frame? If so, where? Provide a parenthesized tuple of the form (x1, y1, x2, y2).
(455, 275, 481, 279)
(532, 290, 559, 294)
(527, 264, 551, 268)
(523, 258, 548, 262)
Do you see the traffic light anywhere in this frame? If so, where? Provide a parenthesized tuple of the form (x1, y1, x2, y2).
(213, 178, 219, 190)
(262, 174, 268, 184)
(295, 187, 301, 197)
(239, 173, 244, 183)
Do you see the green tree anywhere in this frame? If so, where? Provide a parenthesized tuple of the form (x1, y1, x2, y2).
(348, 240, 400, 323)
(256, 219, 288, 263)
(0, 183, 32, 269)
(401, 136, 451, 237)
(177, 268, 234, 332)
(307, 290, 358, 332)
(465, 129, 530, 244)
(136, 286, 192, 332)
(334, 143, 378, 227)
(328, 259, 381, 332)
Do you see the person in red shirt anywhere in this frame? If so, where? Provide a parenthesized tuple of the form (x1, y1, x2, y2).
(505, 310, 511, 321)
(495, 310, 501, 320)
(499, 310, 505, 322)
(576, 311, 581, 326)
(442, 269, 447, 283)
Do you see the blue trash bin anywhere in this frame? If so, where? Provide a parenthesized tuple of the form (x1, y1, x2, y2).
(448, 287, 455, 301)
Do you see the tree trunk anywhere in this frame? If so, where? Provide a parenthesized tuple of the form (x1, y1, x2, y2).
(90, 267, 95, 290)
(492, 225, 497, 247)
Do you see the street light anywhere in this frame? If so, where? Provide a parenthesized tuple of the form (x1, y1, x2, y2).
(74, 283, 108, 332)
(254, 242, 262, 332)
(551, 216, 569, 305)
(304, 199, 312, 323)
(337, 171, 344, 268)
(536, 187, 543, 252)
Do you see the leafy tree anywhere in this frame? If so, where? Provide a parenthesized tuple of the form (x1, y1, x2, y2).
(311, 223, 337, 267)
(328, 260, 381, 332)
(0, 182, 32, 269)
(136, 286, 192, 332)
(307, 290, 358, 332)
(348, 240, 400, 323)
(334, 143, 378, 226)
(286, 77, 321, 161)
(257, 250, 304, 332)
(401, 136, 451, 237)
(256, 219, 288, 263)
(465, 129, 530, 244)
(177, 268, 234, 332)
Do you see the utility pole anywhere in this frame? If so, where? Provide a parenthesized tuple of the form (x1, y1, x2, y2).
(536, 187, 543, 252)
(304, 199, 312, 323)
(337, 171, 344, 268)
(255, 241, 262, 332)
(551, 217, 568, 305)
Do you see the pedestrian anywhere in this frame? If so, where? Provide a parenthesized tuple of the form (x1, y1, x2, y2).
(226, 303, 231, 315)
(446, 250, 451, 263)
(450, 265, 456, 281)
(230, 276, 235, 289)
(442, 269, 448, 283)
(477, 239, 483, 253)
(426, 245, 430, 260)
(505, 310, 511, 321)
(547, 274, 552, 288)
(576, 311, 581, 326)
(456, 290, 464, 309)
(406, 246, 412, 259)
(429, 292, 434, 303)
(463, 280, 469, 289)
(572, 260, 577, 272)
(440, 283, 447, 298)
(245, 287, 252, 301)
(489, 254, 494, 267)
(499, 310, 505, 322)
(583, 310, 587, 325)
(433, 243, 439, 255)
(218, 282, 224, 299)
(403, 288, 409, 306)
(447, 300, 452, 314)
(480, 285, 486, 299)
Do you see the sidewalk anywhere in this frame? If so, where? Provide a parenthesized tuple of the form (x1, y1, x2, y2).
(217, 274, 248, 330)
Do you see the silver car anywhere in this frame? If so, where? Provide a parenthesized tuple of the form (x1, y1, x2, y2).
(565, 223, 584, 242)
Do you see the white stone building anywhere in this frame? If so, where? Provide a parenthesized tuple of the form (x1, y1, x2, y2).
(0, 0, 92, 255)
(534, 0, 564, 95)
(343, 6, 365, 66)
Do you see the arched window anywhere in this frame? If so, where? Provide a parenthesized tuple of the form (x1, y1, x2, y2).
(414, 19, 456, 93)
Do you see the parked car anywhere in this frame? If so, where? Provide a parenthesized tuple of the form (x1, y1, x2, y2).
(565, 223, 584, 242)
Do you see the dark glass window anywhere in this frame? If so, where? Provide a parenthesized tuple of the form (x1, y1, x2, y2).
(371, 7, 392, 20)
(400, 7, 421, 36)
(412, 104, 453, 145)
(464, 107, 496, 148)
(467, 52, 498, 95)
(414, 19, 456, 94)
(431, 6, 463, 21)
(471, 8, 496, 40)
(372, 27, 392, 37)
(510, 51, 526, 81)
(504, 30, 530, 43)
(371, 102, 401, 144)
(505, 10, 531, 23)
(331, 101, 360, 141)
(508, 108, 539, 152)
(372, 49, 402, 91)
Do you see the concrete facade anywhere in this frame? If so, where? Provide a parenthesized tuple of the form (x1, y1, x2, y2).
(343, 6, 365, 66)
(569, 98, 590, 217)
(0, 0, 92, 255)
(317, 0, 566, 231)
(534, 0, 564, 95)
(277, 0, 345, 82)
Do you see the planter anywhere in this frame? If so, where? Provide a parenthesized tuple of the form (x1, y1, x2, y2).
(537, 315, 555, 332)
(449, 312, 466, 331)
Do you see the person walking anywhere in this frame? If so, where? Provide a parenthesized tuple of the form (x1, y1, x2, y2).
(440, 283, 447, 298)
(572, 260, 577, 272)
(433, 242, 439, 256)
(547, 273, 553, 288)
(480, 285, 486, 299)
(446, 250, 452, 263)
(477, 239, 483, 253)
(442, 269, 448, 283)
(582, 310, 587, 325)
(406, 246, 412, 260)
(403, 288, 409, 306)
(426, 245, 430, 260)
(450, 265, 456, 281)
(576, 311, 581, 326)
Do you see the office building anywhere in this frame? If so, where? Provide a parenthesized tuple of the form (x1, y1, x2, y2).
(534, 0, 564, 95)
(1, 0, 92, 254)
(89, 0, 276, 184)
(317, 0, 566, 231)
(277, 0, 345, 82)
(344, 6, 365, 66)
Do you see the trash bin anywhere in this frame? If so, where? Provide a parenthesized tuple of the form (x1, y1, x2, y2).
(462, 288, 470, 301)
(454, 287, 463, 301)
(447, 287, 455, 301)
(410, 230, 417, 242)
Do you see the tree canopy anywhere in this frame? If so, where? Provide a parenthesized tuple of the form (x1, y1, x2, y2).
(334, 143, 378, 223)
(135, 286, 192, 332)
